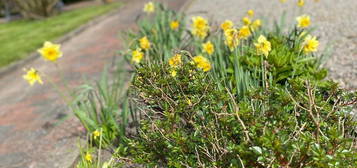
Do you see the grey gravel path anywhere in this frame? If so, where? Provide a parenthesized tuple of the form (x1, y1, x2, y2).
(186, 0, 357, 90)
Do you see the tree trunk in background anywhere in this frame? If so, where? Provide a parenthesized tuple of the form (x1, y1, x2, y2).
(13, 0, 59, 19)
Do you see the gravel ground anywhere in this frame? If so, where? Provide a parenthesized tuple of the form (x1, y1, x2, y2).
(186, 0, 357, 90)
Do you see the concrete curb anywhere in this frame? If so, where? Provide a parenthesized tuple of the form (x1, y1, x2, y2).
(0, 4, 123, 79)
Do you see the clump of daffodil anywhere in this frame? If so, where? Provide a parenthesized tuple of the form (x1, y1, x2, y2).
(220, 20, 234, 32)
(191, 16, 209, 39)
(242, 16, 251, 26)
(139, 36, 151, 50)
(23, 68, 43, 86)
(170, 20, 180, 30)
(251, 19, 262, 31)
(192, 55, 211, 72)
(238, 26, 251, 39)
(254, 35, 272, 57)
(38, 41, 63, 62)
(202, 41, 214, 55)
(93, 130, 100, 140)
(302, 35, 319, 53)
(168, 54, 182, 67)
(247, 10, 254, 17)
(85, 153, 92, 163)
(296, 15, 310, 28)
(224, 28, 239, 51)
(132, 48, 144, 63)
(143, 2, 154, 13)
(297, 0, 304, 7)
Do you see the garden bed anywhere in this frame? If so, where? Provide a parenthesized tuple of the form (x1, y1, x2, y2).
(27, 1, 357, 167)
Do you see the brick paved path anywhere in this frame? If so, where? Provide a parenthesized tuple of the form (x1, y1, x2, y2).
(0, 0, 188, 167)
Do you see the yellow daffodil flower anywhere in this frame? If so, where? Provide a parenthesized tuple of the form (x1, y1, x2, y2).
(168, 54, 182, 67)
(132, 48, 144, 64)
(139, 36, 151, 50)
(298, 0, 304, 7)
(242, 16, 251, 26)
(220, 20, 234, 32)
(191, 16, 209, 39)
(85, 153, 92, 163)
(280, 0, 287, 3)
(247, 10, 254, 17)
(302, 35, 319, 53)
(254, 35, 272, 57)
(202, 41, 214, 55)
(23, 68, 43, 86)
(193, 55, 211, 72)
(93, 130, 100, 140)
(224, 28, 239, 51)
(192, 16, 208, 30)
(170, 21, 180, 30)
(251, 19, 262, 31)
(143, 2, 154, 13)
(238, 26, 251, 39)
(38, 41, 62, 62)
(296, 15, 310, 28)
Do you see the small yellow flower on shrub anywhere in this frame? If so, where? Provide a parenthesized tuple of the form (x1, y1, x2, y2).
(132, 48, 144, 64)
(247, 10, 254, 17)
(23, 68, 43, 86)
(93, 130, 100, 140)
(168, 54, 182, 67)
(251, 19, 262, 31)
(302, 35, 319, 53)
(186, 98, 192, 106)
(220, 20, 234, 32)
(242, 16, 251, 26)
(297, 0, 304, 7)
(139, 36, 151, 50)
(38, 41, 62, 62)
(254, 35, 271, 57)
(202, 41, 214, 55)
(296, 15, 310, 28)
(193, 55, 211, 72)
(238, 26, 251, 39)
(170, 21, 180, 30)
(170, 69, 177, 77)
(143, 2, 155, 13)
(85, 153, 92, 162)
(191, 16, 209, 39)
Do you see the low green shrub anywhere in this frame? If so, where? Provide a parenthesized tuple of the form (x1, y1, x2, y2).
(127, 61, 357, 167)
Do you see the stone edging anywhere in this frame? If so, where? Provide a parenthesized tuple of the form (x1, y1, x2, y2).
(0, 5, 123, 79)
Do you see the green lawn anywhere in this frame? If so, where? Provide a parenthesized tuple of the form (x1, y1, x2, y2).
(0, 2, 122, 67)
